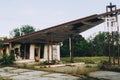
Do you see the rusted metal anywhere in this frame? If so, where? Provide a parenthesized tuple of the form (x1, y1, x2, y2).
(106, 3, 119, 65)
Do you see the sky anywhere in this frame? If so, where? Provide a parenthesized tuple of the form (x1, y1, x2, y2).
(0, 0, 120, 39)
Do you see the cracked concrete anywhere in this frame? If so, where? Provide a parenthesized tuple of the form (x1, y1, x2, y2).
(89, 71, 120, 80)
(0, 67, 79, 80)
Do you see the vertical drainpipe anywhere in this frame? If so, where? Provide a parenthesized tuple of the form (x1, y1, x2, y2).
(69, 36, 74, 63)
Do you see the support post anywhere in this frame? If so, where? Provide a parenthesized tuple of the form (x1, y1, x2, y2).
(69, 36, 74, 63)
(51, 45, 53, 61)
(108, 32, 111, 64)
(24, 44, 26, 59)
(50, 34, 53, 61)
(9, 43, 12, 55)
(47, 44, 50, 63)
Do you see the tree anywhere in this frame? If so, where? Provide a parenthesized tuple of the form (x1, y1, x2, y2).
(88, 32, 108, 56)
(10, 25, 35, 38)
(10, 28, 20, 37)
(0, 37, 8, 41)
(60, 34, 88, 57)
(73, 35, 89, 56)
(20, 25, 35, 35)
(60, 39, 70, 57)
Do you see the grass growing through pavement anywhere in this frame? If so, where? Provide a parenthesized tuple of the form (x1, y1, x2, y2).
(40, 57, 109, 76)
(12, 57, 109, 76)
(0, 76, 12, 80)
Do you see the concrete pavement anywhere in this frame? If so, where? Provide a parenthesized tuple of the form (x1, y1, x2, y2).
(0, 67, 80, 80)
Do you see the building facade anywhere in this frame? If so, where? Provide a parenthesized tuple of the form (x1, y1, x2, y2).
(0, 43, 60, 63)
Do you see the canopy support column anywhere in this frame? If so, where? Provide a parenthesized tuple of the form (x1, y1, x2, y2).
(47, 44, 50, 63)
(24, 44, 26, 59)
(69, 36, 74, 63)
(9, 43, 12, 55)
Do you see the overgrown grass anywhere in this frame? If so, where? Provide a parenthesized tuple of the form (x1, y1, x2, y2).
(61, 56, 109, 64)
(66, 66, 99, 76)
(0, 76, 12, 80)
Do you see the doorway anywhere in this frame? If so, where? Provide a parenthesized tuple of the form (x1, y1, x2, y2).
(40, 43, 44, 58)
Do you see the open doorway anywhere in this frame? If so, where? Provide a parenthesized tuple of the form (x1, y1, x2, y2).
(40, 43, 44, 58)
(35, 47, 39, 62)
(20, 43, 30, 59)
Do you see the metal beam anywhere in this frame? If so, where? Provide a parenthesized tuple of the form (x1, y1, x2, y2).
(69, 36, 74, 63)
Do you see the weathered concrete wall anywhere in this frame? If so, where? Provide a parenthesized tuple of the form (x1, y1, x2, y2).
(44, 44, 60, 61)
(1, 43, 60, 62)
(53, 45, 60, 60)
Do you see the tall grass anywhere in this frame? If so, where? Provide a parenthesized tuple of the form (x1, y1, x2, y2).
(61, 56, 109, 64)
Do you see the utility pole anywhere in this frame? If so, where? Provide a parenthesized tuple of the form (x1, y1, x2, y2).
(106, 3, 119, 65)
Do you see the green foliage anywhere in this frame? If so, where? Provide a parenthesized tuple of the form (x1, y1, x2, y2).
(60, 34, 90, 57)
(20, 25, 35, 35)
(0, 44, 4, 48)
(90, 32, 108, 56)
(0, 37, 8, 41)
(10, 25, 35, 38)
(37, 61, 50, 66)
(98, 60, 110, 69)
(60, 32, 110, 57)
(0, 76, 12, 80)
(36, 60, 60, 66)
(60, 39, 70, 57)
(12, 28, 20, 37)
(0, 52, 15, 66)
(61, 57, 108, 64)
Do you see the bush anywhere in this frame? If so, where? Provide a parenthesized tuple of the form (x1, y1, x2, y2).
(98, 60, 110, 69)
(0, 52, 15, 66)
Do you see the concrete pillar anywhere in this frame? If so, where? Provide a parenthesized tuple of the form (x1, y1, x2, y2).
(47, 44, 50, 62)
(9, 43, 12, 55)
(44, 44, 52, 61)
(30, 44, 35, 60)
(53, 45, 60, 61)
(24, 44, 26, 59)
(43, 45, 47, 60)
(57, 45, 60, 60)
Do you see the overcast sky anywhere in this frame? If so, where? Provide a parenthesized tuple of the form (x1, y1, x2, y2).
(0, 0, 120, 38)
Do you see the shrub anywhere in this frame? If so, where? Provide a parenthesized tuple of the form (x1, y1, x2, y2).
(0, 52, 15, 66)
(98, 60, 110, 69)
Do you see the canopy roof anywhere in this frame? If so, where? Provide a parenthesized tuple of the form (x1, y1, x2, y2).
(1, 9, 120, 44)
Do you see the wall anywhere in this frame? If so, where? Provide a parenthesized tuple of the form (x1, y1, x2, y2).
(44, 44, 60, 61)
(53, 45, 60, 60)
(2, 43, 60, 62)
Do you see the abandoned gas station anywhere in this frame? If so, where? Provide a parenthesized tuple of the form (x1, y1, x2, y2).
(0, 3, 120, 64)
